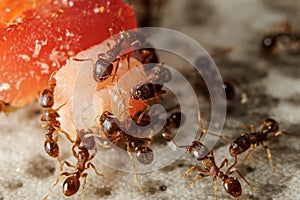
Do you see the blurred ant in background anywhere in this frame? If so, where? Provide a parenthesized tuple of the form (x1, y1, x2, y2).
(162, 112, 251, 199)
(261, 21, 300, 54)
(44, 129, 103, 200)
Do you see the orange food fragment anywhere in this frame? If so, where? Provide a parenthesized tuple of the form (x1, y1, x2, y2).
(0, 0, 136, 107)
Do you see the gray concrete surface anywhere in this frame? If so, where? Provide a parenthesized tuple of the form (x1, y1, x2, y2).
(0, 0, 300, 200)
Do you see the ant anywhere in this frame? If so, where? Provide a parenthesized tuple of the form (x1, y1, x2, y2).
(40, 72, 74, 165)
(44, 129, 103, 200)
(261, 22, 300, 54)
(205, 117, 293, 172)
(130, 82, 166, 124)
(228, 118, 291, 172)
(99, 111, 153, 192)
(73, 30, 143, 82)
(162, 112, 251, 199)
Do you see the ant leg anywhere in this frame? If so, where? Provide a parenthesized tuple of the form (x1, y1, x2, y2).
(79, 173, 88, 200)
(56, 128, 75, 143)
(197, 111, 206, 140)
(227, 167, 255, 190)
(127, 146, 144, 193)
(219, 159, 228, 169)
(261, 142, 276, 172)
(136, 102, 150, 124)
(43, 172, 71, 200)
(198, 112, 232, 143)
(213, 176, 219, 200)
(189, 173, 210, 187)
(86, 162, 103, 177)
(227, 156, 238, 172)
(181, 166, 207, 179)
(243, 144, 257, 162)
(60, 161, 76, 171)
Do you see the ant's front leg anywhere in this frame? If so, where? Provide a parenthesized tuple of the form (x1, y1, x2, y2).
(261, 141, 275, 172)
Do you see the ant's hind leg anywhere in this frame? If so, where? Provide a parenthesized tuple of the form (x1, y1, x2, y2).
(213, 176, 219, 200)
(79, 173, 88, 200)
(43, 172, 71, 200)
(127, 146, 144, 193)
(261, 142, 275, 172)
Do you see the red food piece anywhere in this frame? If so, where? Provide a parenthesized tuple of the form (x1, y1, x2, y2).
(0, 0, 136, 107)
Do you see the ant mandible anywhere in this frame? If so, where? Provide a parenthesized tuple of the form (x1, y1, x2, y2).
(43, 129, 103, 200)
(40, 71, 74, 165)
(162, 112, 251, 199)
(99, 111, 153, 192)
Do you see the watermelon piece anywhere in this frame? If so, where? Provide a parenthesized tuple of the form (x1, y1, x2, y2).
(0, 0, 136, 108)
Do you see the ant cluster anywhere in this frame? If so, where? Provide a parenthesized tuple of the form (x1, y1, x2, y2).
(39, 30, 297, 200)
(40, 30, 172, 199)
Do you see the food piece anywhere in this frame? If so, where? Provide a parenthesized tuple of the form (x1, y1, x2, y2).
(0, 0, 51, 24)
(0, 0, 137, 108)
(53, 43, 147, 138)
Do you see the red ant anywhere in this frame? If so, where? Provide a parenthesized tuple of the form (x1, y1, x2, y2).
(162, 112, 251, 199)
(99, 111, 153, 192)
(40, 72, 74, 165)
(72, 30, 142, 82)
(205, 117, 294, 172)
(130, 82, 166, 124)
(228, 118, 292, 172)
(44, 129, 103, 200)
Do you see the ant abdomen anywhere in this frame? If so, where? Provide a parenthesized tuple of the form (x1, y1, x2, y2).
(63, 175, 80, 196)
(223, 177, 242, 197)
(136, 146, 154, 165)
(44, 139, 59, 158)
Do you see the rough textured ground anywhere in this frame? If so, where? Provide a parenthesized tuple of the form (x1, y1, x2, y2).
(0, 0, 300, 200)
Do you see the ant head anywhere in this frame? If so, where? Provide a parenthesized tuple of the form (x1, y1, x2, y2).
(223, 177, 242, 197)
(40, 88, 54, 108)
(130, 82, 153, 100)
(261, 118, 279, 135)
(63, 175, 80, 196)
(78, 130, 96, 150)
(136, 146, 154, 165)
(187, 141, 210, 160)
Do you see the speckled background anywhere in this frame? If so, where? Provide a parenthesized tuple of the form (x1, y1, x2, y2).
(0, 0, 300, 200)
